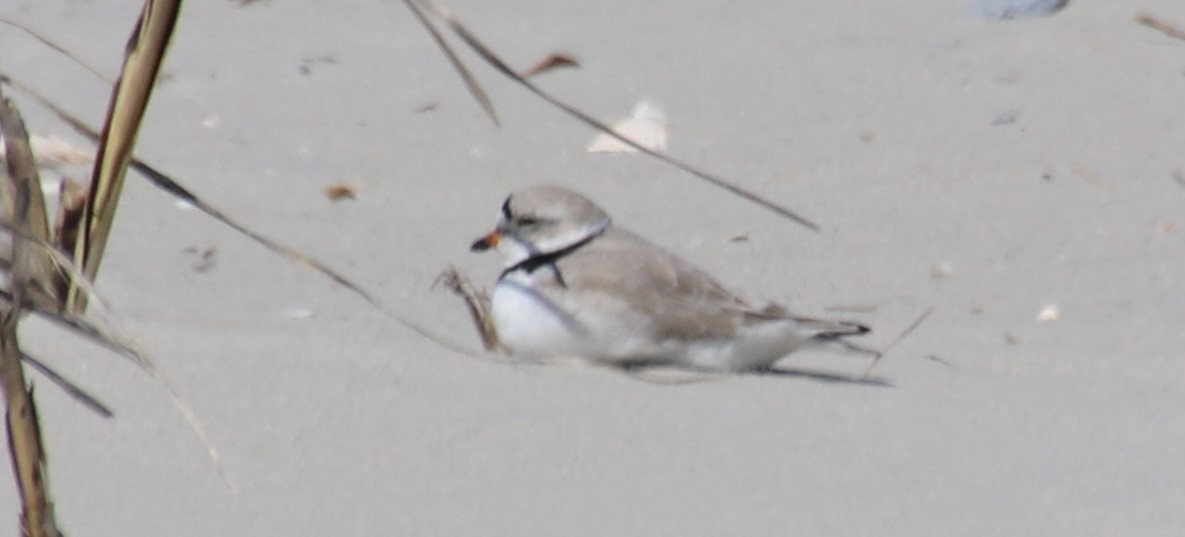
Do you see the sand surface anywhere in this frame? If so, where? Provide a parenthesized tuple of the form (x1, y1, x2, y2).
(2, 0, 1184, 535)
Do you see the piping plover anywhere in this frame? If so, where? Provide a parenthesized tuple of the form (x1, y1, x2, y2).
(470, 185, 874, 373)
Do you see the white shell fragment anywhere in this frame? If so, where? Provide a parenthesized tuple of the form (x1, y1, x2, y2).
(587, 101, 668, 153)
(931, 262, 954, 279)
(1035, 304, 1060, 323)
(964, 0, 1068, 20)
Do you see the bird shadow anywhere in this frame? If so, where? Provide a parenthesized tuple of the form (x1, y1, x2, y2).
(617, 361, 892, 387)
(749, 366, 893, 387)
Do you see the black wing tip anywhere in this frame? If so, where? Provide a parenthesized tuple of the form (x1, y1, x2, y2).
(813, 322, 871, 341)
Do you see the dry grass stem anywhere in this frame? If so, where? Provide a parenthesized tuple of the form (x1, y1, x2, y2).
(0, 18, 112, 83)
(402, 0, 499, 125)
(434, 266, 501, 352)
(20, 353, 113, 418)
(0, 86, 64, 537)
(1136, 12, 1185, 42)
(406, 0, 822, 232)
(863, 307, 935, 376)
(67, 0, 182, 313)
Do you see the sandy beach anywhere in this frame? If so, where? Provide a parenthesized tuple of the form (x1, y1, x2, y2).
(2, 0, 1184, 535)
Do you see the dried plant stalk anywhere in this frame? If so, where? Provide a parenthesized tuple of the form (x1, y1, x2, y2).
(435, 267, 501, 352)
(0, 313, 62, 537)
(0, 92, 63, 537)
(66, 0, 182, 313)
(0, 95, 58, 311)
(407, 0, 821, 231)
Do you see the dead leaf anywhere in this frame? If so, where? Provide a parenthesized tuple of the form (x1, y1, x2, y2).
(325, 184, 357, 201)
(520, 53, 580, 78)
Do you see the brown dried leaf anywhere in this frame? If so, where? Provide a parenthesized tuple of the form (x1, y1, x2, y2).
(520, 53, 580, 78)
(325, 184, 357, 201)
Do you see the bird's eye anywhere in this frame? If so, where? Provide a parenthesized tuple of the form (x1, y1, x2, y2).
(517, 217, 540, 227)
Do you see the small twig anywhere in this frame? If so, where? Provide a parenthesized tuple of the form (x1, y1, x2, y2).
(1136, 12, 1185, 42)
(407, 0, 822, 232)
(402, 0, 499, 125)
(22, 353, 114, 418)
(433, 266, 501, 352)
(925, 354, 958, 370)
(4, 76, 474, 356)
(0, 17, 112, 83)
(864, 307, 934, 376)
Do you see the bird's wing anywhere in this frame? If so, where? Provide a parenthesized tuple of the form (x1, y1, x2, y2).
(555, 229, 757, 341)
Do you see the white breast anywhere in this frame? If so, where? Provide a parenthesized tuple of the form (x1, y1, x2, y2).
(491, 270, 592, 359)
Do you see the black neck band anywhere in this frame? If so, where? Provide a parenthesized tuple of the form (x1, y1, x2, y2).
(500, 229, 604, 288)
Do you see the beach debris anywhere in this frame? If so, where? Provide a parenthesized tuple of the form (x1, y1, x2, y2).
(520, 53, 580, 78)
(413, 101, 440, 113)
(1136, 13, 1185, 42)
(1004, 332, 1021, 345)
(992, 111, 1018, 126)
(201, 114, 220, 130)
(964, 0, 1068, 20)
(183, 246, 218, 273)
(298, 55, 337, 76)
(587, 101, 668, 153)
(325, 184, 357, 201)
(435, 266, 501, 352)
(727, 234, 749, 243)
(864, 307, 935, 376)
(406, 1, 820, 229)
(52, 178, 88, 250)
(926, 354, 957, 369)
(1172, 169, 1185, 188)
(1035, 304, 1060, 322)
(1071, 163, 1106, 190)
(931, 262, 954, 280)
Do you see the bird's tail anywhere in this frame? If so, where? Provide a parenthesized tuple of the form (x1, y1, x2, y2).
(798, 317, 879, 357)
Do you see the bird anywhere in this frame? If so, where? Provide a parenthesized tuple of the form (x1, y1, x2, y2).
(469, 185, 876, 373)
